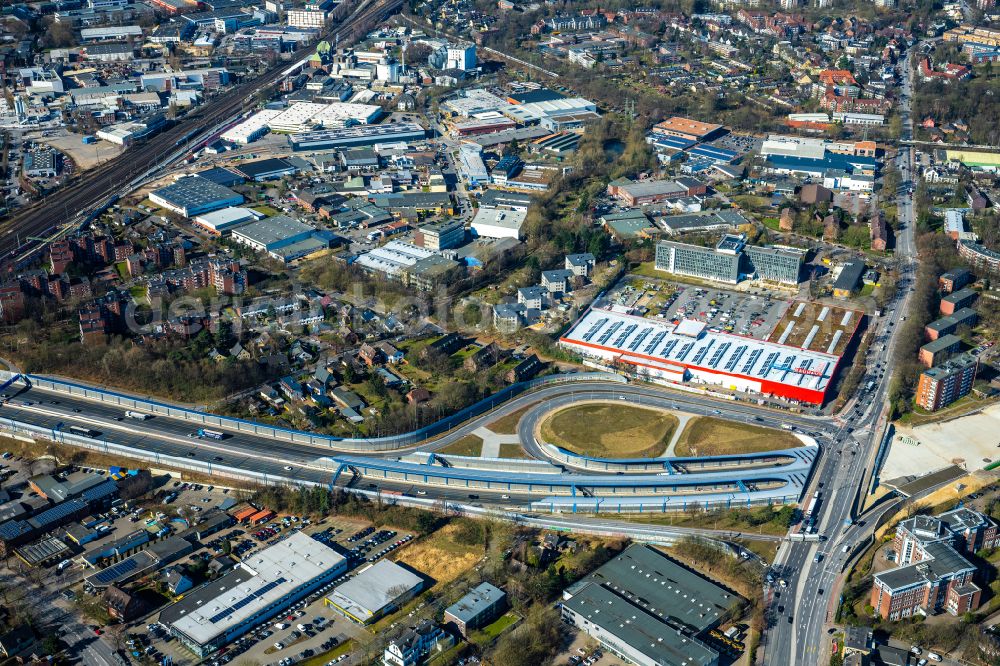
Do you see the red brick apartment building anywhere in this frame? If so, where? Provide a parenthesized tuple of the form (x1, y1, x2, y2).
(871, 509, 998, 620)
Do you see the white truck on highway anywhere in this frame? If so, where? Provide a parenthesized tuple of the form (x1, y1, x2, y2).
(125, 410, 150, 420)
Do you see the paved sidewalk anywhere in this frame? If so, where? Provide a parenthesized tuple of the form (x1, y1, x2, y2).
(662, 412, 695, 457)
(473, 426, 520, 458)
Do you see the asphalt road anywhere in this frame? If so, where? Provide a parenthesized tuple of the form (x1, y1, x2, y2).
(1, 379, 819, 542)
(762, 49, 920, 665)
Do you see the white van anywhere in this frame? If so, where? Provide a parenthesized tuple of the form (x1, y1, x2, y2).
(273, 623, 287, 631)
(57, 559, 72, 571)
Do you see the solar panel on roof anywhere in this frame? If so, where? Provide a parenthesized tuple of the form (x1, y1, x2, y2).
(691, 339, 715, 365)
(581, 317, 608, 343)
(597, 321, 623, 346)
(614, 324, 637, 347)
(725, 345, 748, 372)
(741, 348, 763, 375)
(676, 342, 694, 361)
(94, 558, 139, 584)
(645, 331, 667, 355)
(206, 577, 287, 624)
(708, 342, 731, 368)
(759, 352, 781, 377)
(629, 327, 653, 352)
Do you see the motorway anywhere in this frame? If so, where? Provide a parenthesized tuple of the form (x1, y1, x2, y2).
(0, 0, 404, 268)
(761, 45, 920, 666)
(0, 375, 838, 540)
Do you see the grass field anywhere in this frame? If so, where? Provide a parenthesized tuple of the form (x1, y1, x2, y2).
(393, 522, 480, 590)
(540, 403, 678, 459)
(603, 509, 793, 536)
(672, 417, 801, 457)
(487, 403, 536, 435)
(471, 612, 520, 642)
(498, 443, 528, 459)
(437, 435, 483, 457)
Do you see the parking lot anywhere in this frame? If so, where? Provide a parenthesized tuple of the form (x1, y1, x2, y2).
(605, 280, 789, 341)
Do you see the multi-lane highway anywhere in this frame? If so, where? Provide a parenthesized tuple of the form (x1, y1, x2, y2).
(0, 374, 834, 539)
(761, 46, 921, 666)
(0, 0, 404, 269)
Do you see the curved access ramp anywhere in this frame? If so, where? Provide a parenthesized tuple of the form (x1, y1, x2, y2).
(539, 442, 817, 475)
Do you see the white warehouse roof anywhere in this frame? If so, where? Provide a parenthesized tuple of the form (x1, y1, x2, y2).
(560, 307, 841, 399)
(162, 532, 345, 647)
(355, 240, 435, 277)
(222, 109, 282, 144)
(268, 102, 382, 133)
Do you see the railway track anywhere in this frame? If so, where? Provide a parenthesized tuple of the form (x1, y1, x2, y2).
(0, 0, 403, 271)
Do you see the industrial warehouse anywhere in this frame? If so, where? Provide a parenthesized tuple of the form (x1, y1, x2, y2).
(159, 532, 348, 657)
(559, 304, 859, 405)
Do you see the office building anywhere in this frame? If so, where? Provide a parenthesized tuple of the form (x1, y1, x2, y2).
(916, 352, 978, 411)
(872, 508, 998, 620)
(444, 583, 507, 637)
(561, 544, 737, 666)
(414, 219, 465, 251)
(656, 240, 739, 283)
(325, 560, 424, 624)
(160, 532, 347, 657)
(654, 234, 802, 286)
(150, 176, 244, 217)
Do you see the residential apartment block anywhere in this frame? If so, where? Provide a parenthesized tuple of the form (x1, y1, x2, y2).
(916, 352, 978, 411)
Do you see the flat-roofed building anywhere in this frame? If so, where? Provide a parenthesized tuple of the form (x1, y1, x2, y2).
(651, 116, 725, 142)
(444, 582, 507, 637)
(656, 239, 740, 283)
(919, 334, 962, 368)
(470, 207, 526, 240)
(657, 234, 802, 287)
(289, 123, 427, 152)
(657, 210, 747, 236)
(324, 559, 423, 624)
(561, 308, 843, 404)
(160, 531, 347, 657)
(414, 219, 465, 250)
(916, 352, 978, 411)
(193, 207, 262, 235)
(561, 544, 737, 666)
(941, 287, 978, 315)
(150, 176, 244, 217)
(924, 307, 978, 341)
